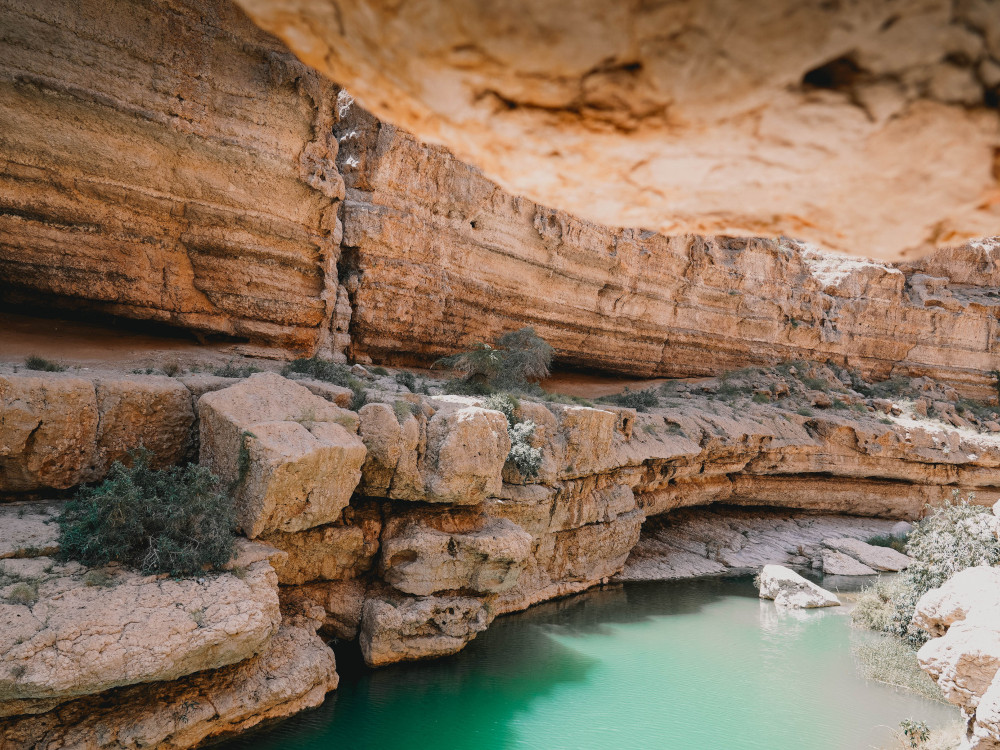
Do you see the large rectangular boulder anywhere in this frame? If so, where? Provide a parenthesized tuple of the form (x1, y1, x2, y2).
(199, 372, 366, 538)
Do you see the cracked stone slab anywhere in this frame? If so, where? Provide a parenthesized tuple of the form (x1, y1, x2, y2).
(0, 558, 280, 714)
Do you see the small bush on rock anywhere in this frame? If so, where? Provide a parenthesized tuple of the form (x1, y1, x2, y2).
(854, 496, 1000, 647)
(482, 393, 543, 479)
(435, 327, 553, 392)
(598, 386, 660, 411)
(25, 355, 65, 372)
(283, 356, 368, 410)
(57, 450, 236, 577)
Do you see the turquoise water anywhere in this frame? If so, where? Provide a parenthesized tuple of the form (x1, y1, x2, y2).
(221, 577, 957, 750)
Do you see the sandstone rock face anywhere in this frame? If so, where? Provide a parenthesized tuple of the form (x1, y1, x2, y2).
(0, 558, 280, 713)
(359, 595, 492, 667)
(0, 623, 338, 750)
(330, 111, 1000, 400)
(916, 567, 1000, 750)
(0, 0, 349, 355)
(380, 515, 533, 596)
(0, 371, 193, 494)
(357, 399, 510, 504)
(239, 0, 1000, 260)
(758, 565, 840, 609)
(260, 502, 381, 586)
(198, 373, 366, 537)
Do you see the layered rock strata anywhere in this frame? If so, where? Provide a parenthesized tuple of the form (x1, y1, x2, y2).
(338, 108, 1000, 401)
(0, 0, 350, 355)
(2, 0, 1000, 397)
(239, 0, 1000, 259)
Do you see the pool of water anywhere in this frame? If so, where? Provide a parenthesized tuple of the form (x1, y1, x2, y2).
(221, 577, 957, 750)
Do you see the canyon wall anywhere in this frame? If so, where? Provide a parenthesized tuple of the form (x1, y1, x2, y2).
(339, 106, 1000, 401)
(2, 0, 999, 399)
(0, 0, 350, 355)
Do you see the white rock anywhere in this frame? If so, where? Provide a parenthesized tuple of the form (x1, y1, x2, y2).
(757, 564, 840, 609)
(821, 550, 876, 576)
(822, 537, 912, 571)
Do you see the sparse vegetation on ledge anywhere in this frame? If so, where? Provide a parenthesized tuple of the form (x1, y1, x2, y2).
(56, 449, 237, 577)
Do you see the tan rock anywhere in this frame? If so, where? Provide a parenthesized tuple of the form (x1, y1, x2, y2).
(0, 374, 98, 492)
(358, 399, 509, 504)
(0, 0, 347, 355)
(198, 373, 366, 538)
(821, 550, 876, 576)
(822, 537, 912, 571)
(0, 559, 280, 712)
(0, 623, 338, 749)
(260, 503, 381, 585)
(380, 517, 532, 596)
(0, 503, 60, 560)
(915, 567, 1000, 749)
(92, 376, 194, 474)
(359, 595, 492, 667)
(290, 580, 368, 641)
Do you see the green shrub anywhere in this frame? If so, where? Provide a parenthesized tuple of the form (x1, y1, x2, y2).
(395, 371, 417, 392)
(598, 387, 660, 411)
(370, 366, 390, 376)
(855, 496, 1000, 647)
(25, 355, 65, 372)
(57, 450, 236, 577)
(796, 407, 814, 417)
(867, 532, 909, 554)
(752, 392, 770, 404)
(434, 327, 553, 391)
(212, 360, 261, 378)
(899, 718, 931, 748)
(393, 400, 420, 421)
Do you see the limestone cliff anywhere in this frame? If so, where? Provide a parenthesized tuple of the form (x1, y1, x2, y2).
(339, 106, 1000, 401)
(0, 0, 349, 355)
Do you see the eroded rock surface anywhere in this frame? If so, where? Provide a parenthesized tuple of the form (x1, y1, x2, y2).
(359, 595, 492, 667)
(916, 567, 1000, 750)
(334, 112, 1000, 401)
(0, 558, 280, 714)
(0, 371, 194, 494)
(0, 623, 337, 750)
(240, 0, 1000, 260)
(0, 0, 349, 354)
(198, 373, 366, 537)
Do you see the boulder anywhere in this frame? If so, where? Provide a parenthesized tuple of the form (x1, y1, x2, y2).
(259, 504, 381, 585)
(0, 374, 98, 492)
(0, 558, 280, 713)
(915, 567, 1000, 750)
(380, 517, 533, 596)
(288, 580, 368, 641)
(0, 623, 337, 749)
(822, 537, 912, 571)
(357, 399, 509, 504)
(198, 373, 366, 537)
(757, 564, 840, 608)
(821, 550, 876, 576)
(92, 376, 194, 474)
(359, 595, 492, 667)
